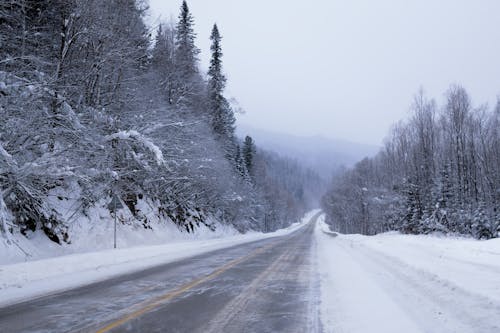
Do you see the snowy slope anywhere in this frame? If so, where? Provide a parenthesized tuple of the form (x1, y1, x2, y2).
(316, 216, 500, 333)
(0, 191, 256, 265)
(0, 210, 319, 307)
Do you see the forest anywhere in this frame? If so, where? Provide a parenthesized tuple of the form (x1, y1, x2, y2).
(322, 87, 500, 239)
(0, 0, 321, 244)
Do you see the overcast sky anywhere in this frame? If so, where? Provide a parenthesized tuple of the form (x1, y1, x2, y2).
(148, 0, 500, 145)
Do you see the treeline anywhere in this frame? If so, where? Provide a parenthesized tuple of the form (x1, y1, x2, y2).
(322, 87, 500, 239)
(0, 0, 319, 243)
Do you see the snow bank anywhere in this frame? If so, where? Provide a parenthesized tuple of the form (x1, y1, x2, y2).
(338, 230, 500, 303)
(0, 186, 233, 265)
(317, 217, 500, 333)
(0, 210, 313, 307)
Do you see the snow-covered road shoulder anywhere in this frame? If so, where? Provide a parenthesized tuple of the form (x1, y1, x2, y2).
(0, 210, 318, 308)
(316, 216, 500, 333)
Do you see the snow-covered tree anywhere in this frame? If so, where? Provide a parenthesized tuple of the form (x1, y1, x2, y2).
(152, 22, 176, 104)
(172, 0, 203, 111)
(208, 24, 235, 146)
(242, 135, 256, 176)
(0, 0, 316, 246)
(322, 86, 499, 239)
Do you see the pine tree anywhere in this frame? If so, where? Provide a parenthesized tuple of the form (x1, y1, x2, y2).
(176, 1, 199, 72)
(173, 0, 201, 109)
(401, 178, 423, 234)
(208, 23, 235, 143)
(242, 135, 256, 175)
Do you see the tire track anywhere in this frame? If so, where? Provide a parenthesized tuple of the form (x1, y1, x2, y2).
(202, 246, 294, 333)
(202, 220, 319, 333)
(336, 239, 500, 333)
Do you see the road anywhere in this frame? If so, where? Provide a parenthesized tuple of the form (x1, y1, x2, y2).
(0, 213, 322, 333)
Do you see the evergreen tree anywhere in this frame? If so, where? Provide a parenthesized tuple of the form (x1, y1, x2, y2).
(173, 0, 201, 109)
(208, 23, 235, 143)
(175, 1, 199, 74)
(242, 135, 256, 175)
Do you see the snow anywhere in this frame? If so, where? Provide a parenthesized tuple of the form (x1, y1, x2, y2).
(0, 210, 316, 307)
(6, 208, 498, 332)
(105, 130, 166, 166)
(316, 215, 500, 333)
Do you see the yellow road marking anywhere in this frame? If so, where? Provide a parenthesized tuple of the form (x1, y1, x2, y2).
(95, 242, 277, 333)
(95, 214, 321, 333)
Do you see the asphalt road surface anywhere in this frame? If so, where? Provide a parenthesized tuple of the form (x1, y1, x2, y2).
(0, 213, 322, 333)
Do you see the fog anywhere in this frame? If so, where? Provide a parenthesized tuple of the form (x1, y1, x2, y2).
(148, 0, 500, 145)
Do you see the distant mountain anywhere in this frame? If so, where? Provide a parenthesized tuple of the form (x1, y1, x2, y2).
(236, 125, 380, 180)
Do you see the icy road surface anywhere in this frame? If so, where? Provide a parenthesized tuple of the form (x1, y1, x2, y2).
(0, 214, 322, 333)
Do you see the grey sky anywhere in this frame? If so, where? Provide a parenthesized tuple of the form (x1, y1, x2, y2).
(148, 0, 500, 145)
